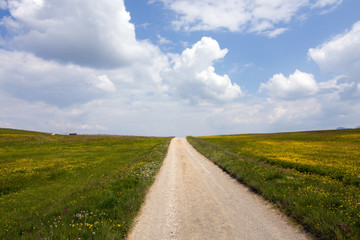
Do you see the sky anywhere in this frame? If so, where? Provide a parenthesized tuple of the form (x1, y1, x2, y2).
(0, 0, 359, 137)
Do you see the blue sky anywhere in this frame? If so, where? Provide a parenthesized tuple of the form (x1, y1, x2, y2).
(0, 0, 360, 136)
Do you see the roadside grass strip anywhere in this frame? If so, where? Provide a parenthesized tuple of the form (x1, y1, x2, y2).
(188, 129, 360, 240)
(0, 129, 171, 239)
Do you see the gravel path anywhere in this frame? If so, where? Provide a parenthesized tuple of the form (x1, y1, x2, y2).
(128, 138, 311, 240)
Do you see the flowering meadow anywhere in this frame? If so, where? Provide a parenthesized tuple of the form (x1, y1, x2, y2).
(0, 128, 171, 239)
(188, 129, 360, 240)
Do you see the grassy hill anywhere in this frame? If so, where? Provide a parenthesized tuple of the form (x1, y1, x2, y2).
(0, 128, 50, 135)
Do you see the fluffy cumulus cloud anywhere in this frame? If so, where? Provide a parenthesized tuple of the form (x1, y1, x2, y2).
(152, 0, 342, 36)
(162, 37, 243, 103)
(0, 49, 102, 107)
(1, 0, 159, 68)
(0, 47, 172, 108)
(308, 20, 360, 77)
(309, 20, 360, 100)
(0, 0, 171, 107)
(260, 69, 318, 100)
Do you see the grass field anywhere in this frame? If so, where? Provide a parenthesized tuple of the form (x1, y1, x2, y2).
(188, 129, 360, 240)
(0, 128, 171, 239)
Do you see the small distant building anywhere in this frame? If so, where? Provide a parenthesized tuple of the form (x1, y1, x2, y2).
(69, 133, 77, 136)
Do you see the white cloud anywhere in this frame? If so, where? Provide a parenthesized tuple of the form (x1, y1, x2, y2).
(0, 0, 172, 109)
(162, 37, 243, 103)
(94, 75, 116, 93)
(309, 20, 360, 100)
(318, 75, 351, 94)
(157, 34, 172, 45)
(153, 0, 342, 36)
(206, 98, 320, 133)
(0, 49, 99, 107)
(312, 0, 343, 10)
(266, 99, 322, 125)
(3, 79, 359, 137)
(1, 0, 160, 68)
(0, 49, 168, 108)
(0, 90, 114, 134)
(265, 28, 288, 38)
(206, 90, 360, 135)
(0, 86, 217, 136)
(260, 69, 318, 100)
(308, 21, 360, 78)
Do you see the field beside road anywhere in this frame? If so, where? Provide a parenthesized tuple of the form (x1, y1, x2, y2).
(0, 128, 171, 239)
(188, 129, 360, 240)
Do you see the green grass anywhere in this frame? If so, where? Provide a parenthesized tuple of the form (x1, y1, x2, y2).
(0, 129, 172, 239)
(188, 129, 360, 240)
(0, 128, 50, 135)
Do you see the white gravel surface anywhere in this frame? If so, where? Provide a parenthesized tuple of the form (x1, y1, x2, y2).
(128, 138, 311, 240)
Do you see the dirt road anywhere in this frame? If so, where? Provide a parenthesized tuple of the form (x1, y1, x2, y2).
(128, 138, 310, 240)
